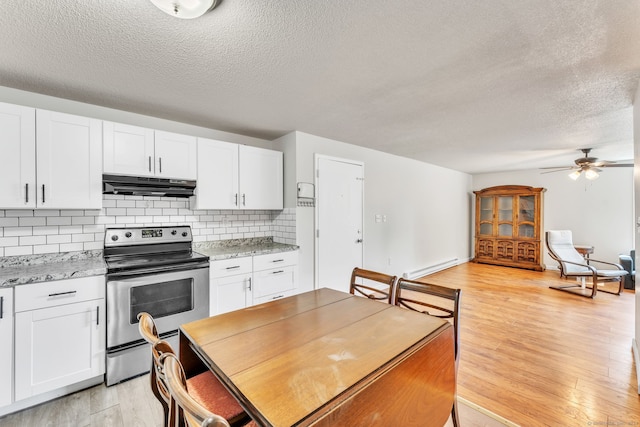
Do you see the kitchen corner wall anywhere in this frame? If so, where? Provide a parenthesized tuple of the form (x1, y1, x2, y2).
(0, 195, 296, 257)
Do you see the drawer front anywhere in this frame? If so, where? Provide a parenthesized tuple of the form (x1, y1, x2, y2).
(253, 289, 296, 306)
(253, 251, 298, 271)
(210, 257, 253, 278)
(252, 265, 296, 299)
(14, 276, 105, 312)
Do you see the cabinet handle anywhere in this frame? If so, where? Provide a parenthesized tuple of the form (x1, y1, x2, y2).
(48, 290, 77, 297)
(226, 266, 241, 270)
(96, 306, 100, 326)
(148, 156, 152, 172)
(248, 277, 252, 291)
(0, 296, 3, 319)
(159, 157, 162, 173)
(25, 183, 29, 204)
(242, 194, 246, 206)
(234, 193, 238, 206)
(272, 295, 284, 300)
(272, 270, 285, 274)
(271, 259, 284, 263)
(42, 184, 45, 204)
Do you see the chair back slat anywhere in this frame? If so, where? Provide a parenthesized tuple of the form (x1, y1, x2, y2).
(394, 278, 461, 361)
(350, 267, 397, 303)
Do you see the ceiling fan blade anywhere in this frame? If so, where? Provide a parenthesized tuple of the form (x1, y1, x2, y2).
(541, 168, 575, 174)
(539, 166, 575, 170)
(600, 163, 633, 168)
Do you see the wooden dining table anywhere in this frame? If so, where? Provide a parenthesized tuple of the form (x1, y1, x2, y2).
(179, 288, 455, 427)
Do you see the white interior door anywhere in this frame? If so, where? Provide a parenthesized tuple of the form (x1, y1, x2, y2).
(316, 156, 364, 293)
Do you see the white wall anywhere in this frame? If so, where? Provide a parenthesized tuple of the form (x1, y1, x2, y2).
(274, 131, 473, 293)
(472, 168, 634, 268)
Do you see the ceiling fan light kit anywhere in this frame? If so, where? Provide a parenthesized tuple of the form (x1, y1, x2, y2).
(149, 0, 220, 19)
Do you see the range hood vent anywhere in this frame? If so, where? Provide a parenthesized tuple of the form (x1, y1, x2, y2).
(103, 174, 196, 198)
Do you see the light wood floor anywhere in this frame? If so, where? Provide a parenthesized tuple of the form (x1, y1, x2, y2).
(422, 262, 639, 427)
(0, 262, 636, 426)
(0, 374, 508, 427)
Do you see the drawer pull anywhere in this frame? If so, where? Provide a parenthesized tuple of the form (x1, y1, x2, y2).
(272, 270, 285, 274)
(271, 259, 284, 263)
(97, 306, 100, 326)
(0, 296, 3, 319)
(272, 295, 284, 300)
(226, 266, 241, 270)
(48, 291, 77, 297)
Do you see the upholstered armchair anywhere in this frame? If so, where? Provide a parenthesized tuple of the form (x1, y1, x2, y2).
(619, 250, 635, 290)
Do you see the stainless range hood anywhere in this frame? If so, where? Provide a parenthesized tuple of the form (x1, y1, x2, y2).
(103, 174, 196, 198)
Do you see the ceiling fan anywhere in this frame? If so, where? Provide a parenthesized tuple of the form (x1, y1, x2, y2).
(540, 148, 633, 180)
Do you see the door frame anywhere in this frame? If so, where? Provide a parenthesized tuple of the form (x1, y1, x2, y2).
(314, 154, 365, 290)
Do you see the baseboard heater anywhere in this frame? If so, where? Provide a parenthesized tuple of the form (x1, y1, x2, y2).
(402, 258, 459, 280)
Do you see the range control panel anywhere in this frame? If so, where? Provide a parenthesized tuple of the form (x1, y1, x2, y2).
(104, 226, 192, 247)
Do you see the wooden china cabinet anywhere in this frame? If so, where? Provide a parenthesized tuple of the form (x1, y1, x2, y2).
(472, 185, 546, 271)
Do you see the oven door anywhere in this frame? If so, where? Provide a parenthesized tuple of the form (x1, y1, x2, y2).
(106, 264, 209, 349)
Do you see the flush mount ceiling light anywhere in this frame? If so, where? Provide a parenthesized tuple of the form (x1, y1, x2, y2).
(149, 0, 220, 19)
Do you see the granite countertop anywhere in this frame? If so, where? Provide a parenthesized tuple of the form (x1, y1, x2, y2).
(0, 238, 297, 288)
(194, 237, 298, 261)
(0, 251, 107, 288)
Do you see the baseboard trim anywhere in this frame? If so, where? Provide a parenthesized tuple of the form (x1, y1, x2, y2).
(458, 396, 521, 427)
(633, 338, 640, 394)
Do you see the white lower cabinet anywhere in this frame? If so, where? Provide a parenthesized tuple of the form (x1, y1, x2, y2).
(210, 251, 298, 316)
(209, 257, 253, 316)
(14, 276, 105, 401)
(0, 288, 13, 408)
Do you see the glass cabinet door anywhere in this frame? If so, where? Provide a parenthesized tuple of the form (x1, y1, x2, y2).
(517, 195, 535, 238)
(478, 196, 494, 236)
(497, 196, 513, 237)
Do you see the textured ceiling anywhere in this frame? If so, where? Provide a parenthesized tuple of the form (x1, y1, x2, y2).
(1, 0, 639, 174)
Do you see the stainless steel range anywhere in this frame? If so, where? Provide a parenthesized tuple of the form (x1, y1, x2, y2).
(104, 225, 209, 386)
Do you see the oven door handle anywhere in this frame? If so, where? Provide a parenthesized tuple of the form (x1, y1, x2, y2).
(107, 262, 209, 279)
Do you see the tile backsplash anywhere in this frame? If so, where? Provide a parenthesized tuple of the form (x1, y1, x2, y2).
(0, 195, 296, 257)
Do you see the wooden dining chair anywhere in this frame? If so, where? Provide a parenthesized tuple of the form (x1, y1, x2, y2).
(349, 267, 397, 303)
(137, 313, 253, 427)
(393, 278, 462, 427)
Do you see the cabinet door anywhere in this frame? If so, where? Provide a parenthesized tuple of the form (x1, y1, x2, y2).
(154, 131, 197, 180)
(516, 195, 537, 238)
(0, 288, 13, 407)
(14, 299, 105, 401)
(477, 196, 494, 236)
(36, 110, 102, 209)
(0, 102, 36, 208)
(191, 138, 239, 210)
(103, 121, 155, 177)
(239, 145, 283, 209)
(211, 274, 252, 316)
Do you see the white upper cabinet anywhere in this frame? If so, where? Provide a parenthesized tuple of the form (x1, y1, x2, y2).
(239, 145, 283, 210)
(191, 138, 283, 210)
(154, 130, 197, 180)
(0, 103, 102, 209)
(192, 138, 239, 210)
(0, 102, 36, 208)
(103, 122, 197, 180)
(36, 110, 102, 209)
(103, 122, 155, 177)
